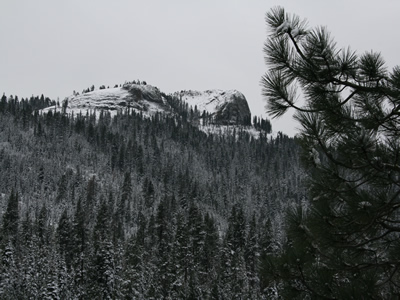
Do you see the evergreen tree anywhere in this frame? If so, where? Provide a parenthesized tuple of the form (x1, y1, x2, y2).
(155, 197, 173, 298)
(124, 211, 147, 298)
(258, 218, 278, 297)
(57, 209, 73, 270)
(172, 212, 190, 298)
(120, 172, 133, 224)
(202, 213, 220, 275)
(37, 204, 49, 246)
(55, 174, 68, 203)
(244, 214, 260, 298)
(262, 6, 400, 298)
(142, 177, 155, 208)
(2, 190, 19, 246)
(0, 242, 19, 299)
(72, 196, 89, 297)
(91, 196, 119, 299)
(219, 205, 249, 299)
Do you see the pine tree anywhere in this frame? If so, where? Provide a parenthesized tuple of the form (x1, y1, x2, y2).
(172, 212, 190, 298)
(155, 198, 173, 298)
(2, 190, 19, 246)
(91, 197, 119, 299)
(72, 196, 88, 297)
(0, 242, 19, 299)
(142, 177, 155, 208)
(55, 174, 68, 203)
(258, 218, 278, 297)
(244, 214, 260, 298)
(37, 204, 48, 246)
(203, 213, 220, 275)
(57, 209, 73, 270)
(86, 175, 96, 208)
(120, 172, 133, 225)
(262, 6, 400, 298)
(220, 205, 249, 299)
(124, 211, 147, 298)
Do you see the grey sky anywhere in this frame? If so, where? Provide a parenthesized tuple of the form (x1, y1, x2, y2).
(1, 0, 399, 136)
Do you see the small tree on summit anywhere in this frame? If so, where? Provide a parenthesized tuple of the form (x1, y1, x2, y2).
(261, 7, 400, 299)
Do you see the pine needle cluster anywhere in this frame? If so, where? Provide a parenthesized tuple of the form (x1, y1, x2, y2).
(262, 6, 400, 299)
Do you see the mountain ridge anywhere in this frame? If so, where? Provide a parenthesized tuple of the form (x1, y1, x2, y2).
(43, 82, 255, 129)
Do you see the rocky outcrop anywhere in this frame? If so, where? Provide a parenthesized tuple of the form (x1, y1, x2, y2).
(61, 83, 168, 115)
(213, 91, 251, 125)
(177, 90, 251, 125)
(124, 83, 163, 104)
(50, 84, 252, 127)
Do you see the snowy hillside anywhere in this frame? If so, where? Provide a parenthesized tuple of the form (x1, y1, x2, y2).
(43, 83, 170, 118)
(68, 86, 132, 110)
(199, 124, 279, 140)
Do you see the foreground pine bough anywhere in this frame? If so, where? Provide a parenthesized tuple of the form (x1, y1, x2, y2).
(261, 6, 400, 299)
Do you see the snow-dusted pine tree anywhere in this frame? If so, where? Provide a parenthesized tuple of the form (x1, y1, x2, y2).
(261, 6, 400, 298)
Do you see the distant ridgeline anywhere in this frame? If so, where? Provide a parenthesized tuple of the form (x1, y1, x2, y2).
(0, 82, 300, 299)
(41, 81, 271, 134)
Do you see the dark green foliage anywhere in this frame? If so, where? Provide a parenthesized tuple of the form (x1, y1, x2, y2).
(262, 6, 400, 298)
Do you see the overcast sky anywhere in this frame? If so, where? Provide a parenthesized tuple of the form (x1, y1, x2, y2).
(1, 0, 399, 136)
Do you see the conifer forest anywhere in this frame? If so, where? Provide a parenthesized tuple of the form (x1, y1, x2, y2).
(1, 6, 400, 300)
(0, 92, 302, 299)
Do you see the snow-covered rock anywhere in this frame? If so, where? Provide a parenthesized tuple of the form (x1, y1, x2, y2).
(42, 83, 259, 134)
(176, 89, 251, 126)
(43, 83, 170, 118)
(67, 86, 132, 111)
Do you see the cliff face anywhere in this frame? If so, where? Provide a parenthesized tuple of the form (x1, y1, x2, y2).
(213, 91, 252, 125)
(124, 84, 163, 104)
(177, 89, 252, 125)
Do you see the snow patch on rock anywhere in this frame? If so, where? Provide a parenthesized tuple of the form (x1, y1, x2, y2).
(43, 84, 170, 118)
(176, 89, 251, 125)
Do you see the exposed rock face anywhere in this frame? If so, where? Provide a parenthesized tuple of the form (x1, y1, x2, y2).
(177, 90, 251, 125)
(67, 87, 132, 110)
(62, 84, 168, 115)
(47, 84, 252, 127)
(124, 84, 163, 104)
(213, 92, 251, 125)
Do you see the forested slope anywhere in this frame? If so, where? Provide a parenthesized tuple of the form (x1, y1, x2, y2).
(0, 93, 303, 299)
